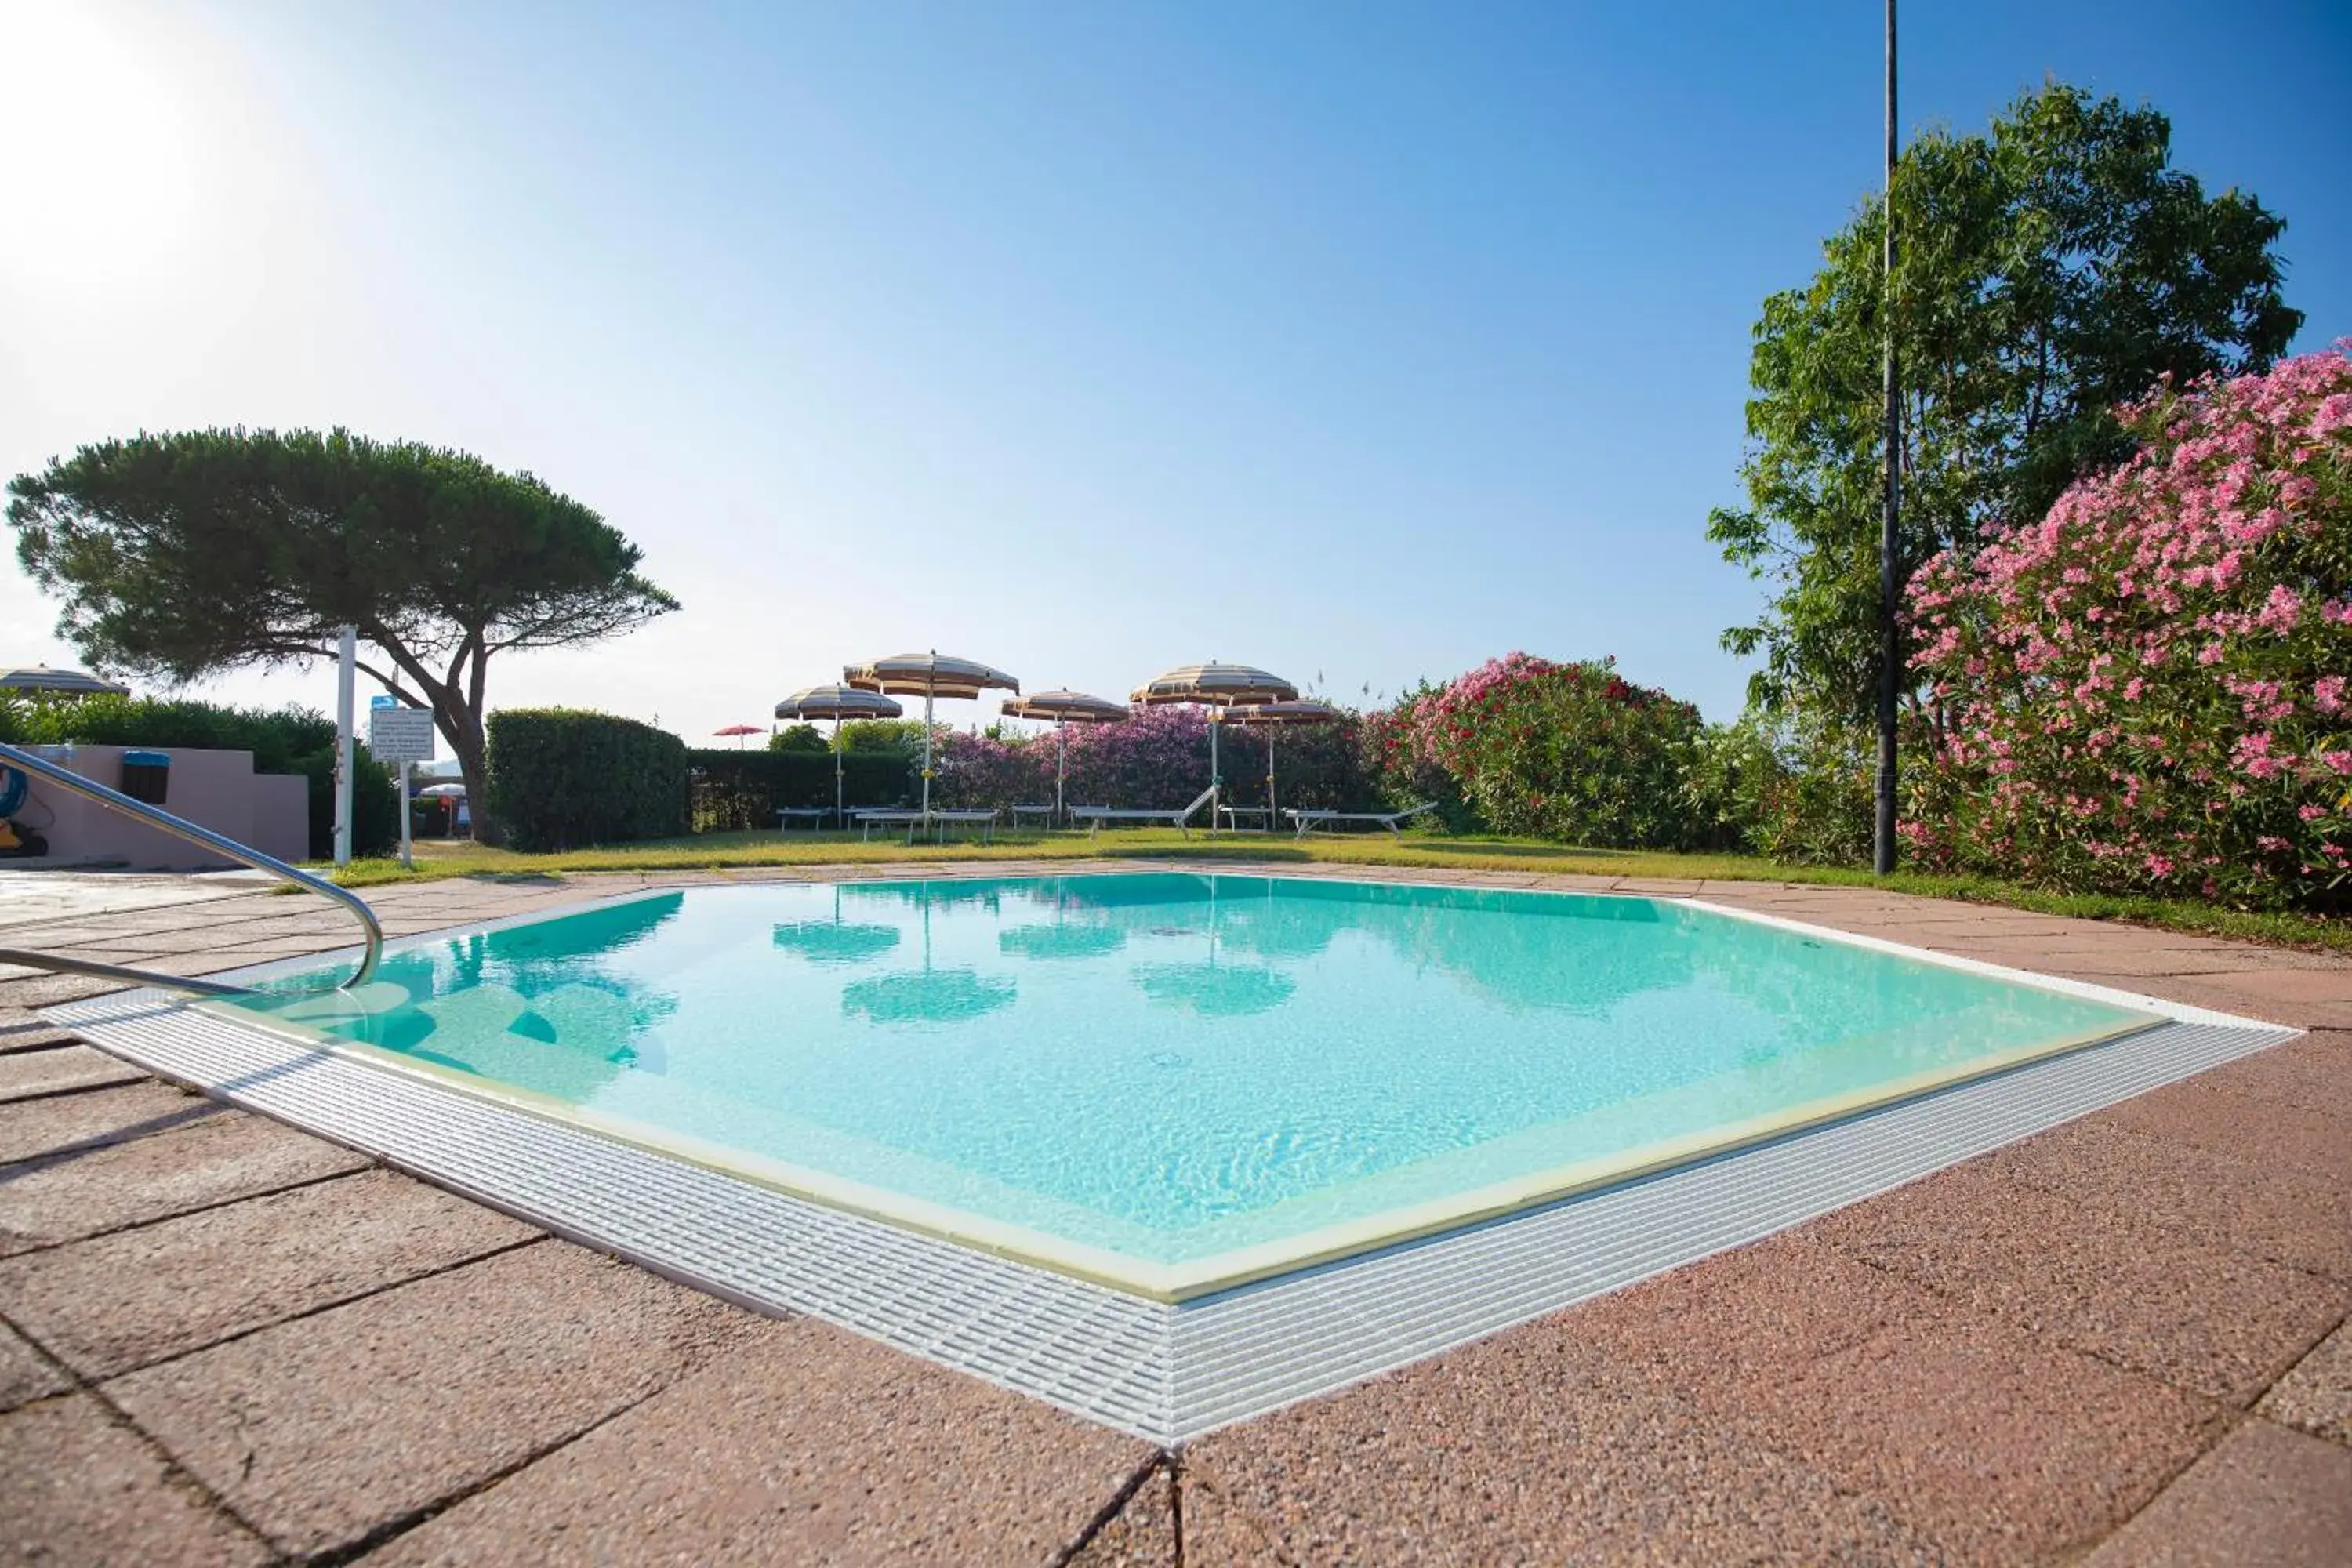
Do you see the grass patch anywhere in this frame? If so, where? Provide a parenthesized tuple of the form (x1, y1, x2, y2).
(315, 829, 2350, 951)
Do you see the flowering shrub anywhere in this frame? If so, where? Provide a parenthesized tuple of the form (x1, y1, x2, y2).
(1904, 347, 2352, 909)
(931, 728, 1051, 809)
(1388, 653, 1706, 847)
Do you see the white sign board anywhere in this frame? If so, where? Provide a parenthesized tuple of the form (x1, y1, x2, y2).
(367, 707, 437, 763)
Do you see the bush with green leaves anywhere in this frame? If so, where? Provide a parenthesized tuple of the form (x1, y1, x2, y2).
(1385, 654, 1708, 848)
(688, 748, 912, 830)
(0, 692, 397, 858)
(1904, 347, 2352, 908)
(485, 708, 687, 851)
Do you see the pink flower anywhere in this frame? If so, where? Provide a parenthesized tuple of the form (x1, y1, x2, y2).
(2317, 675, 2346, 715)
(2145, 854, 2176, 877)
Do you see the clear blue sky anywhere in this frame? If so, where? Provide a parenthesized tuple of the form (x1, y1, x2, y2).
(2, 1, 2344, 736)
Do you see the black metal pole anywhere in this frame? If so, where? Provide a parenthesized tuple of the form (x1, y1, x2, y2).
(1874, 0, 1901, 876)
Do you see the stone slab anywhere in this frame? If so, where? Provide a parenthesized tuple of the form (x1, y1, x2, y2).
(2082, 1419, 2352, 1567)
(1809, 1162, 2348, 1404)
(1183, 1312, 1941, 1564)
(1976, 1118, 2352, 1283)
(366, 1315, 1154, 1566)
(1067, 1464, 1177, 1568)
(0, 1168, 538, 1378)
(0, 1043, 145, 1102)
(105, 1240, 760, 1559)
(0, 1111, 370, 1258)
(2256, 1321, 2352, 1449)
(0, 1319, 67, 1412)
(2095, 1080, 2352, 1194)
(0, 1077, 225, 1165)
(0, 1393, 272, 1566)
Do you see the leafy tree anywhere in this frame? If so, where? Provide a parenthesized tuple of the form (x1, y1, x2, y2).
(9, 428, 677, 844)
(768, 722, 829, 753)
(1710, 82, 2301, 720)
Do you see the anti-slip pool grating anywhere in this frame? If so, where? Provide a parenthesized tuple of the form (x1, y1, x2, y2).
(46, 986, 2294, 1446)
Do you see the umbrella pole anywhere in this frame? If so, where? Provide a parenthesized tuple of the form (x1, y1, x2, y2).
(1209, 710, 1220, 834)
(1055, 719, 1066, 824)
(1269, 729, 1278, 826)
(833, 717, 844, 828)
(922, 687, 935, 828)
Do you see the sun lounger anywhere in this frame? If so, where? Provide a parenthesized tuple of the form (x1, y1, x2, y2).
(1071, 786, 1218, 838)
(931, 808, 1000, 844)
(1285, 802, 1439, 837)
(854, 808, 927, 844)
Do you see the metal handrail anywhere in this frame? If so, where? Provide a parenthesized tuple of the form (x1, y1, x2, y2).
(0, 740, 383, 996)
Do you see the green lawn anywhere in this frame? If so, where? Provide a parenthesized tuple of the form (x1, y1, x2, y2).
(317, 827, 2352, 952)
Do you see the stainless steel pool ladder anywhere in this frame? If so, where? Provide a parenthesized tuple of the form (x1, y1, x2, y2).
(0, 740, 382, 999)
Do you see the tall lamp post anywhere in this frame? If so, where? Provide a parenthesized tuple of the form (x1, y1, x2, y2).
(1874, 0, 1902, 876)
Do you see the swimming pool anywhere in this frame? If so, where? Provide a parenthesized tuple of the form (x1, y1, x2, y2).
(213, 873, 2157, 1300)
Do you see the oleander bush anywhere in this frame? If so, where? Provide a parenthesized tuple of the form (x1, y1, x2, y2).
(1378, 654, 1709, 848)
(0, 692, 398, 858)
(1904, 347, 2352, 909)
(486, 708, 687, 851)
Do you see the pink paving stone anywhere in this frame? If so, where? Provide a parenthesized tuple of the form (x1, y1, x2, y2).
(104, 1241, 762, 1560)
(1066, 1464, 1177, 1568)
(1805, 1163, 2348, 1406)
(2080, 1420, 2352, 1567)
(0, 1110, 371, 1257)
(1182, 1315, 1942, 1565)
(0, 1320, 67, 1412)
(0, 1394, 272, 1566)
(0, 1077, 225, 1165)
(0, 1043, 145, 1102)
(1976, 1117, 2352, 1283)
(1737, 1318, 2227, 1564)
(2092, 1078, 2352, 1194)
(365, 1316, 1156, 1567)
(2256, 1322, 2352, 1449)
(0, 1168, 539, 1379)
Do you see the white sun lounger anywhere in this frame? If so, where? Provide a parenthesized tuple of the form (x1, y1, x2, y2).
(1071, 786, 1218, 838)
(1285, 801, 1439, 837)
(854, 808, 927, 844)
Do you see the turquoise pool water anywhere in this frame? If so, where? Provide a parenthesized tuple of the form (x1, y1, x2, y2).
(228, 874, 2152, 1287)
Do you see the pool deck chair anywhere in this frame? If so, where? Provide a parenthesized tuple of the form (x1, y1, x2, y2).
(854, 808, 928, 844)
(1286, 801, 1440, 837)
(1072, 786, 1218, 839)
(931, 808, 1000, 844)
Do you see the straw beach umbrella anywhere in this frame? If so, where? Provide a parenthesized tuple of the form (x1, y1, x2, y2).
(844, 652, 1020, 819)
(1131, 662, 1298, 818)
(775, 684, 906, 824)
(999, 690, 1129, 822)
(1218, 699, 1340, 825)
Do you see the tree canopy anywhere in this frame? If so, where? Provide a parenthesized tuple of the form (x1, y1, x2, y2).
(1709, 82, 2302, 720)
(8, 427, 678, 844)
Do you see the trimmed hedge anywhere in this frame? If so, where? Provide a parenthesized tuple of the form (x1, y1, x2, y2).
(688, 748, 913, 832)
(486, 709, 688, 851)
(0, 692, 399, 858)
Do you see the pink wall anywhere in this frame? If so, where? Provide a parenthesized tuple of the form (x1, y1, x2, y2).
(10, 746, 311, 869)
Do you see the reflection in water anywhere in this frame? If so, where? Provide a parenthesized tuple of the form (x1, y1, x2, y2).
(773, 921, 902, 965)
(1367, 895, 1697, 1018)
(839, 881, 1006, 914)
(237, 891, 690, 1096)
(998, 923, 1127, 961)
(1134, 962, 1296, 1017)
(842, 969, 1018, 1025)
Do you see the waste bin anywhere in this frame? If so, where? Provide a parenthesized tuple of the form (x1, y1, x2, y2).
(119, 749, 171, 805)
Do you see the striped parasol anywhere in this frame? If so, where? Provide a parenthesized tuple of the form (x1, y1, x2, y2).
(1218, 700, 1341, 823)
(1131, 662, 1299, 821)
(844, 652, 1020, 818)
(1000, 690, 1131, 822)
(775, 684, 906, 823)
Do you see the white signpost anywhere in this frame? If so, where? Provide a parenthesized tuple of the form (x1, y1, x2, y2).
(367, 706, 437, 871)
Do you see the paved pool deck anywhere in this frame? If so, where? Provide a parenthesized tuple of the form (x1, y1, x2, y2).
(1, 862, 2347, 1566)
